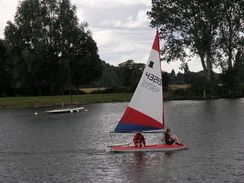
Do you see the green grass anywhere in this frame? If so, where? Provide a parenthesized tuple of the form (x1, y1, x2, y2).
(0, 93, 133, 108)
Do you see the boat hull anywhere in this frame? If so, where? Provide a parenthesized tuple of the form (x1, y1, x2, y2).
(111, 144, 189, 152)
(45, 107, 84, 114)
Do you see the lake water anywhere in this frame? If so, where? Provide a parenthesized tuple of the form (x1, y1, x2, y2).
(0, 99, 244, 183)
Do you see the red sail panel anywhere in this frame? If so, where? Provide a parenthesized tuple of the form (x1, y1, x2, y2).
(152, 30, 160, 52)
(119, 107, 164, 129)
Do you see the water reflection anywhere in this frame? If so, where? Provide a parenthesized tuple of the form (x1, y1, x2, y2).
(119, 150, 185, 183)
(131, 152, 147, 173)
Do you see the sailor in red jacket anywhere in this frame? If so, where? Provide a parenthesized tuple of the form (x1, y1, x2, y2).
(133, 132, 146, 147)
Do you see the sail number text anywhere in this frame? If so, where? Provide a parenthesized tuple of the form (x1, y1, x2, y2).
(141, 72, 162, 93)
(145, 72, 162, 86)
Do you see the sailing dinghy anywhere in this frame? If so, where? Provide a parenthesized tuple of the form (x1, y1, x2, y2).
(109, 31, 189, 152)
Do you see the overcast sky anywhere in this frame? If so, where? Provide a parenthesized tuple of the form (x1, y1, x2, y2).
(0, 0, 209, 73)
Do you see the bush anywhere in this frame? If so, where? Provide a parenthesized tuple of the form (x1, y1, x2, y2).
(63, 90, 86, 95)
(173, 88, 186, 96)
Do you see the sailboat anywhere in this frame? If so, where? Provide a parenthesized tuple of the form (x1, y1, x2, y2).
(108, 31, 189, 152)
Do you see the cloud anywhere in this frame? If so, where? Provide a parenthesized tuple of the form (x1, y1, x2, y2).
(113, 9, 150, 29)
(0, 1, 18, 38)
(72, 0, 155, 68)
(92, 27, 154, 66)
(74, 0, 150, 9)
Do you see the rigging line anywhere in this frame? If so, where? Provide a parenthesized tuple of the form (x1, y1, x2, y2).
(156, 134, 164, 142)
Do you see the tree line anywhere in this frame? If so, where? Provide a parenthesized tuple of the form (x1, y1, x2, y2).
(92, 60, 206, 90)
(93, 59, 244, 98)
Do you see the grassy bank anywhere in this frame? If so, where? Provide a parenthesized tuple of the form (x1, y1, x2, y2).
(0, 93, 133, 108)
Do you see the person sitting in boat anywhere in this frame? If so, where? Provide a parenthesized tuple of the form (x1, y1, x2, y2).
(133, 132, 146, 147)
(164, 128, 183, 146)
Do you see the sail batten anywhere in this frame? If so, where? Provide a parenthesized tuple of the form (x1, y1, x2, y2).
(114, 31, 164, 132)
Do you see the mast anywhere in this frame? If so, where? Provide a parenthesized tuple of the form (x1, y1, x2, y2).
(156, 28, 165, 129)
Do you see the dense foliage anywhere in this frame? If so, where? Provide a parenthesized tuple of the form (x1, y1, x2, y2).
(0, 40, 11, 95)
(148, 0, 243, 83)
(2, 0, 102, 96)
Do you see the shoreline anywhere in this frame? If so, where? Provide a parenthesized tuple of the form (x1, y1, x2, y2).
(0, 93, 133, 108)
(1, 92, 240, 108)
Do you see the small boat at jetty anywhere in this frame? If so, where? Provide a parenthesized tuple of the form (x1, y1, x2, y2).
(45, 106, 84, 114)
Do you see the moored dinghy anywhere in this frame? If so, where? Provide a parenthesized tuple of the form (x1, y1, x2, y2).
(45, 107, 84, 114)
(108, 31, 189, 152)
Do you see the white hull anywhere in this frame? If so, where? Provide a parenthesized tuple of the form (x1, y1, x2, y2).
(45, 107, 84, 114)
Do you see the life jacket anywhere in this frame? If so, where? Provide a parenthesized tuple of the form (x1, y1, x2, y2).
(133, 134, 145, 144)
(164, 132, 174, 145)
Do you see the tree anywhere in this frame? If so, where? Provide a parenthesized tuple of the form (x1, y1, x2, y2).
(148, 0, 243, 82)
(92, 61, 119, 87)
(220, 68, 240, 91)
(71, 34, 103, 91)
(234, 48, 244, 83)
(0, 40, 11, 96)
(222, 48, 244, 91)
(169, 69, 176, 84)
(217, 0, 244, 70)
(118, 60, 145, 90)
(4, 0, 102, 95)
(162, 71, 170, 88)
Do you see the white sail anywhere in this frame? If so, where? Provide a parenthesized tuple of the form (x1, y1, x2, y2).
(115, 31, 164, 132)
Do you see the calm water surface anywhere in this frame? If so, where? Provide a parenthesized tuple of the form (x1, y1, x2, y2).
(0, 99, 244, 182)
